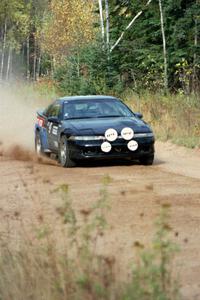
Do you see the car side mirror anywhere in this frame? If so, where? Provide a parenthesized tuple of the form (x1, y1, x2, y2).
(134, 112, 143, 119)
(48, 116, 59, 124)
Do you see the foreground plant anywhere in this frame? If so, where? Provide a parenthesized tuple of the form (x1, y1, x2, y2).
(0, 181, 180, 300)
(123, 204, 179, 300)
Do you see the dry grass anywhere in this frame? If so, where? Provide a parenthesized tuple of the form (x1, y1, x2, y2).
(123, 90, 200, 149)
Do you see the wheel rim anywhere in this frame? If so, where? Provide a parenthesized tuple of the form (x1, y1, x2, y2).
(60, 141, 67, 163)
(36, 137, 41, 154)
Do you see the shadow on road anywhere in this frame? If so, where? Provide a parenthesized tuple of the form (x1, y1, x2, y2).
(76, 158, 165, 168)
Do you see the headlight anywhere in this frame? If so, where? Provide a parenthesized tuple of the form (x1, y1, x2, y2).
(133, 133, 154, 138)
(69, 136, 105, 141)
(117, 133, 154, 138)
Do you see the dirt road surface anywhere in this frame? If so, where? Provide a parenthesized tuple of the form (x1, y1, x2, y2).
(0, 140, 200, 300)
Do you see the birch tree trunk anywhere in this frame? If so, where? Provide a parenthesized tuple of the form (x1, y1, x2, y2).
(36, 54, 41, 81)
(105, 0, 110, 51)
(6, 46, 12, 81)
(193, 1, 198, 92)
(0, 20, 7, 81)
(159, 0, 168, 91)
(21, 42, 25, 65)
(98, 0, 105, 49)
(33, 35, 37, 81)
(26, 36, 30, 80)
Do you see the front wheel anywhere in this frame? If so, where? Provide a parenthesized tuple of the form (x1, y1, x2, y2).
(59, 136, 76, 168)
(139, 154, 154, 166)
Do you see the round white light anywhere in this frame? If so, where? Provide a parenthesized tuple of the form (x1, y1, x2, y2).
(105, 128, 118, 142)
(121, 127, 134, 140)
(101, 142, 112, 153)
(127, 140, 138, 151)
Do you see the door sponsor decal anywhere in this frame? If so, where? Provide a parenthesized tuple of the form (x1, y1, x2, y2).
(52, 126, 58, 136)
(47, 122, 53, 133)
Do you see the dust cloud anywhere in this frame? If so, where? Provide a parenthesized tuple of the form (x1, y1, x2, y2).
(0, 83, 52, 159)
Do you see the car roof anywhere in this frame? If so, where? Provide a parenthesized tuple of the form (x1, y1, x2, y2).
(57, 95, 120, 103)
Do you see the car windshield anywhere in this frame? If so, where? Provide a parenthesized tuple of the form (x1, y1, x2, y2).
(63, 99, 133, 120)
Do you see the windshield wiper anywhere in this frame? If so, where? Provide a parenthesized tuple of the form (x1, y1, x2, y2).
(96, 115, 122, 118)
(64, 116, 95, 120)
(64, 115, 124, 120)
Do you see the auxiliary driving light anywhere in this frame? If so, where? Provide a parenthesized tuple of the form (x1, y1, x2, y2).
(105, 128, 118, 142)
(121, 127, 134, 140)
(127, 140, 138, 151)
(101, 141, 112, 153)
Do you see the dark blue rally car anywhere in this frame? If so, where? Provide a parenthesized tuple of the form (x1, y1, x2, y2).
(35, 95, 155, 167)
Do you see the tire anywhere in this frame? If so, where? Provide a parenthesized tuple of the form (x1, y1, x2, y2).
(35, 131, 43, 155)
(139, 154, 154, 166)
(59, 135, 76, 168)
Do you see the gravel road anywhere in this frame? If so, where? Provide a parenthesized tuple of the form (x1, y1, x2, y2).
(0, 141, 199, 299)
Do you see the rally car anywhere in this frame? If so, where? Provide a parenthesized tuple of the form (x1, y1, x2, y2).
(35, 95, 155, 167)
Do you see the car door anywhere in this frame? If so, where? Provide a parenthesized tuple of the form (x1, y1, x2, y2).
(45, 102, 62, 151)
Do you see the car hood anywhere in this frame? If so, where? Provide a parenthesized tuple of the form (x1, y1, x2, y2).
(63, 116, 152, 135)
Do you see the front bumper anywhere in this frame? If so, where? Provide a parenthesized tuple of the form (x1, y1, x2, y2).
(68, 136, 155, 161)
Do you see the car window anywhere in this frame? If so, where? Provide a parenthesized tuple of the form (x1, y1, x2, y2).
(106, 101, 132, 117)
(63, 99, 133, 119)
(46, 103, 61, 118)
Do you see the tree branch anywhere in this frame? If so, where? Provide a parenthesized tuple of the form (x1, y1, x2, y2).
(110, 0, 153, 53)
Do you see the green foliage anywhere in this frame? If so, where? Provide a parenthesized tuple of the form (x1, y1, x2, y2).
(108, 0, 200, 92)
(0, 0, 29, 50)
(50, 0, 200, 94)
(53, 43, 125, 95)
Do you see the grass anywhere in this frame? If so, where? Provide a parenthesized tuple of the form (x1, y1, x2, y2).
(122, 89, 200, 149)
(0, 180, 180, 300)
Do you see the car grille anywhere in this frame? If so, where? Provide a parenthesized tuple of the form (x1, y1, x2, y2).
(83, 143, 153, 156)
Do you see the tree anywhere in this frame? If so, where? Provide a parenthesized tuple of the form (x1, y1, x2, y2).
(0, 0, 29, 80)
(159, 0, 168, 91)
(98, 0, 105, 49)
(105, 0, 110, 51)
(0, 0, 199, 92)
(40, 0, 95, 60)
(110, 0, 153, 52)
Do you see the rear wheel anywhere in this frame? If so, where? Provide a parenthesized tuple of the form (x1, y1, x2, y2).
(139, 154, 154, 166)
(35, 131, 43, 155)
(59, 136, 76, 168)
